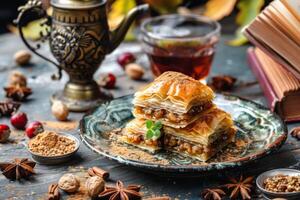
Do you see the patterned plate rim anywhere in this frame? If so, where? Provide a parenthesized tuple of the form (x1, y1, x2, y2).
(79, 93, 288, 172)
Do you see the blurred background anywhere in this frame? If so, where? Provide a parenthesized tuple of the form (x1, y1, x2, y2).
(1, 0, 272, 46)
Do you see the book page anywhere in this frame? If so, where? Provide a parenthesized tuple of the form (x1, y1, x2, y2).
(267, 1, 300, 44)
(248, 17, 300, 72)
(255, 48, 300, 99)
(281, 0, 300, 21)
(244, 29, 300, 79)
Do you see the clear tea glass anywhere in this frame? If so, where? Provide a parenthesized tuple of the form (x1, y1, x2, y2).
(140, 14, 221, 80)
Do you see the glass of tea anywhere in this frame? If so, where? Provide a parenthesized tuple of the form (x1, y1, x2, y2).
(140, 14, 221, 81)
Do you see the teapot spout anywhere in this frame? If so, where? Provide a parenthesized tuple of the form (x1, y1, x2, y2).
(108, 4, 149, 53)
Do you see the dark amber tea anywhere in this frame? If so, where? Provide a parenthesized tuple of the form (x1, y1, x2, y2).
(141, 14, 220, 80)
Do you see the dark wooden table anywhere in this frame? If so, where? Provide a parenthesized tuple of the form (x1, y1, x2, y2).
(0, 33, 299, 200)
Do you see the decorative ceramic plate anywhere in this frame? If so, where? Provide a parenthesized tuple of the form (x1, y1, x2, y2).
(79, 94, 287, 174)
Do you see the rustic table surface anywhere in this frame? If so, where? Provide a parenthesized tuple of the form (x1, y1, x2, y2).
(0, 33, 299, 200)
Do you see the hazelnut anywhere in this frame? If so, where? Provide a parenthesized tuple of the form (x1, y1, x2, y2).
(51, 101, 69, 121)
(14, 50, 31, 66)
(85, 176, 105, 198)
(58, 173, 80, 193)
(125, 63, 144, 80)
(8, 71, 27, 87)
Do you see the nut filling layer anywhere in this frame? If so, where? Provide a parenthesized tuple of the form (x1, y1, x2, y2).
(134, 102, 213, 123)
(123, 133, 162, 147)
(164, 132, 231, 156)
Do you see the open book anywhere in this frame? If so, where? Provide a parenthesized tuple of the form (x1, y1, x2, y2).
(247, 47, 300, 122)
(243, 0, 300, 79)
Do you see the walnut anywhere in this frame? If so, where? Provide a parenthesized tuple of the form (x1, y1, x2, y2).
(8, 71, 27, 87)
(85, 176, 105, 198)
(14, 50, 31, 66)
(51, 101, 69, 121)
(58, 173, 80, 193)
(125, 63, 144, 80)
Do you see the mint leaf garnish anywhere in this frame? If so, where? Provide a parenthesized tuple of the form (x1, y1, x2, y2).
(146, 120, 153, 129)
(145, 120, 162, 140)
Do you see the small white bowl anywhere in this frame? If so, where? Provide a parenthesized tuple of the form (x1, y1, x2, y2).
(27, 132, 80, 165)
(256, 168, 300, 200)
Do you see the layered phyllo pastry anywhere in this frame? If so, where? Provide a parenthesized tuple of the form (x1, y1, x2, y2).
(163, 108, 236, 161)
(121, 118, 163, 153)
(133, 71, 214, 128)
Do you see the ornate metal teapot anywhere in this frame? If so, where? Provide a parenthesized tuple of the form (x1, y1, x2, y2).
(16, 0, 148, 111)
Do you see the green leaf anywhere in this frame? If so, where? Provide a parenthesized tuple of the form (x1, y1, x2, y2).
(154, 129, 161, 138)
(228, 0, 264, 46)
(146, 120, 153, 129)
(153, 121, 162, 130)
(146, 130, 154, 140)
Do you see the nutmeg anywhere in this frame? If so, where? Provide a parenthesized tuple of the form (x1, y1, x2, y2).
(14, 50, 31, 66)
(51, 101, 69, 121)
(58, 173, 80, 193)
(125, 63, 144, 80)
(85, 176, 105, 198)
(8, 71, 27, 87)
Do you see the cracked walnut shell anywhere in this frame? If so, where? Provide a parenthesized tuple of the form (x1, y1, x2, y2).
(86, 176, 105, 198)
(58, 173, 80, 193)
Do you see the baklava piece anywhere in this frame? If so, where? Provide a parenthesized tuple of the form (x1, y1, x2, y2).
(133, 71, 214, 128)
(121, 118, 163, 153)
(163, 108, 236, 161)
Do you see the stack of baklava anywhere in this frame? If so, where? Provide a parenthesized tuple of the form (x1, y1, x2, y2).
(121, 71, 236, 161)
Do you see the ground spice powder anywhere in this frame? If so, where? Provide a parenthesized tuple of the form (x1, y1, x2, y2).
(28, 131, 76, 156)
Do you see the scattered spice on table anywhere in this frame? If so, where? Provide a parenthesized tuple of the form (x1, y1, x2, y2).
(98, 180, 142, 200)
(42, 120, 78, 131)
(264, 174, 300, 193)
(4, 85, 32, 101)
(225, 175, 254, 200)
(0, 100, 20, 117)
(291, 127, 300, 140)
(0, 158, 36, 180)
(109, 142, 169, 165)
(28, 131, 76, 156)
(201, 188, 226, 200)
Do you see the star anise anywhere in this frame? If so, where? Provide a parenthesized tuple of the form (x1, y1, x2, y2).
(291, 127, 300, 140)
(225, 175, 254, 200)
(0, 158, 36, 180)
(4, 85, 32, 101)
(0, 100, 21, 117)
(208, 75, 237, 91)
(99, 180, 142, 200)
(201, 188, 226, 200)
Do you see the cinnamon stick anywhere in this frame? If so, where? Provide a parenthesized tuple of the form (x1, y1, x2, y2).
(47, 183, 60, 200)
(88, 166, 109, 180)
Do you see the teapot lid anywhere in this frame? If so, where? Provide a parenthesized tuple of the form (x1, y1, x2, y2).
(51, 0, 105, 9)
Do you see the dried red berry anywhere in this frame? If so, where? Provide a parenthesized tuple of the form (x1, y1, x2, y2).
(10, 112, 28, 130)
(117, 52, 136, 68)
(98, 73, 116, 89)
(25, 121, 44, 138)
(0, 124, 10, 143)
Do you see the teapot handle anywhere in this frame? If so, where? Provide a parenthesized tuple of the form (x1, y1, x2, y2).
(15, 0, 62, 80)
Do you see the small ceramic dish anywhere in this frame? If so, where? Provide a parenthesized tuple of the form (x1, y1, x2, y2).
(27, 132, 80, 165)
(256, 168, 300, 200)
